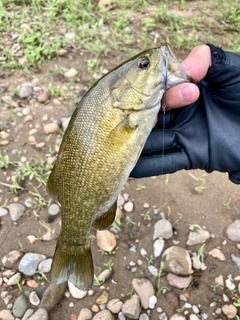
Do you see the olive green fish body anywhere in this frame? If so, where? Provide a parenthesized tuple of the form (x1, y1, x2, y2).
(47, 46, 189, 289)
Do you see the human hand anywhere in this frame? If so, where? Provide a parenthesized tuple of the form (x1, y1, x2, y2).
(166, 45, 211, 109)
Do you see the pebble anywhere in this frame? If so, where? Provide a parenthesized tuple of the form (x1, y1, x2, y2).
(214, 275, 224, 289)
(18, 253, 46, 276)
(2, 250, 23, 268)
(22, 309, 34, 320)
(98, 269, 113, 282)
(0, 140, 9, 145)
(191, 256, 206, 270)
(161, 246, 192, 275)
(96, 230, 117, 252)
(153, 239, 165, 258)
(222, 304, 237, 319)
(117, 194, 125, 207)
(7, 272, 21, 286)
(92, 304, 100, 313)
(107, 299, 123, 314)
(37, 92, 50, 103)
(77, 308, 92, 320)
(118, 312, 126, 320)
(62, 117, 71, 131)
(123, 201, 134, 212)
(9, 203, 26, 221)
(225, 278, 235, 291)
(231, 254, 240, 270)
(192, 305, 199, 313)
(39, 282, 67, 312)
(148, 265, 158, 277)
(153, 219, 173, 240)
(19, 85, 33, 99)
(12, 295, 28, 318)
(149, 295, 157, 309)
(48, 203, 60, 215)
(42, 231, 54, 241)
(189, 315, 199, 320)
(122, 294, 141, 319)
(28, 308, 48, 320)
(0, 207, 8, 216)
(92, 310, 114, 320)
(68, 281, 87, 299)
(225, 219, 240, 241)
(43, 123, 59, 134)
(27, 279, 38, 288)
(166, 273, 192, 289)
(38, 258, 52, 273)
(169, 314, 186, 320)
(208, 248, 225, 261)
(159, 312, 167, 320)
(165, 292, 179, 307)
(132, 278, 154, 309)
(186, 229, 210, 245)
(29, 291, 40, 306)
(64, 68, 78, 78)
(96, 290, 109, 304)
(0, 310, 15, 320)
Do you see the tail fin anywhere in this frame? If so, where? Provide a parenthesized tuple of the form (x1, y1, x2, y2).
(51, 238, 93, 290)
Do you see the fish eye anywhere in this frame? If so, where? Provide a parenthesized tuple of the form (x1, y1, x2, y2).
(138, 58, 150, 69)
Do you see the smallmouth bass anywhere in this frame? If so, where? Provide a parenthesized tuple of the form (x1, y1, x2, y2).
(47, 46, 189, 289)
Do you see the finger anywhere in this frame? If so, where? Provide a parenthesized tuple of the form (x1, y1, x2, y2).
(165, 83, 200, 109)
(181, 45, 211, 82)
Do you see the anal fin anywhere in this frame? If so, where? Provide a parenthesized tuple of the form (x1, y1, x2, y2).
(93, 201, 117, 230)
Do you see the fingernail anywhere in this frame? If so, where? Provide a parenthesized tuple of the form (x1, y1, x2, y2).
(179, 85, 195, 104)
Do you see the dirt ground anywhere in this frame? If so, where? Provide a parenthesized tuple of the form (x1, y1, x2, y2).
(1, 1, 240, 319)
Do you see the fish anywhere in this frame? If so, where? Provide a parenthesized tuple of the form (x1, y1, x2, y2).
(47, 45, 190, 289)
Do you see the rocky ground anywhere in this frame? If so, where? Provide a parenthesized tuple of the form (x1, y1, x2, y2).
(1, 0, 240, 319)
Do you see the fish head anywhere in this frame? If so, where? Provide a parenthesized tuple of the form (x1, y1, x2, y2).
(112, 45, 190, 111)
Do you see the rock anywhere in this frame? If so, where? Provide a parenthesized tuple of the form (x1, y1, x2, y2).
(1, 291, 12, 305)
(39, 282, 67, 312)
(165, 292, 179, 307)
(118, 312, 126, 320)
(166, 273, 192, 289)
(0, 310, 15, 320)
(97, 269, 113, 282)
(222, 304, 237, 319)
(117, 194, 125, 207)
(12, 295, 28, 318)
(9, 203, 25, 221)
(48, 203, 60, 216)
(27, 280, 38, 288)
(42, 231, 54, 241)
(132, 278, 154, 309)
(37, 92, 50, 103)
(92, 310, 114, 320)
(139, 314, 149, 320)
(161, 246, 192, 275)
(226, 220, 240, 242)
(208, 248, 225, 261)
(29, 291, 40, 306)
(189, 316, 199, 320)
(123, 201, 134, 212)
(19, 85, 33, 99)
(231, 254, 240, 270)
(77, 308, 92, 320)
(18, 253, 46, 276)
(43, 123, 59, 134)
(191, 256, 206, 270)
(225, 279, 235, 291)
(22, 309, 34, 320)
(7, 272, 21, 286)
(38, 258, 52, 273)
(0, 207, 8, 216)
(153, 239, 165, 258)
(159, 312, 167, 320)
(68, 281, 87, 299)
(96, 230, 117, 252)
(96, 290, 109, 305)
(2, 250, 23, 268)
(169, 314, 186, 320)
(215, 274, 224, 288)
(28, 308, 48, 320)
(153, 219, 173, 240)
(148, 265, 158, 277)
(62, 118, 71, 132)
(148, 295, 157, 309)
(107, 299, 123, 314)
(122, 295, 141, 319)
(187, 229, 210, 245)
(64, 68, 78, 78)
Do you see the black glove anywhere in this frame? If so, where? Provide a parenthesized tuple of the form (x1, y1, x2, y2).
(131, 44, 240, 184)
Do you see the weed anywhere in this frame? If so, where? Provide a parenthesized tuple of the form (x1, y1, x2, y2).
(0, 153, 12, 169)
(188, 172, 207, 193)
(93, 274, 102, 286)
(223, 200, 231, 209)
(197, 243, 206, 263)
(173, 212, 183, 225)
(145, 255, 155, 265)
(104, 259, 114, 270)
(157, 267, 170, 295)
(141, 211, 151, 220)
(136, 184, 146, 191)
(39, 220, 55, 235)
(16, 238, 24, 252)
(112, 217, 122, 230)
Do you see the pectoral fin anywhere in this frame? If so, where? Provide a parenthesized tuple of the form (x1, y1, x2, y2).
(93, 201, 117, 230)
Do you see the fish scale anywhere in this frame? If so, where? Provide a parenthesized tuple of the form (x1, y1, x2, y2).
(47, 46, 190, 289)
